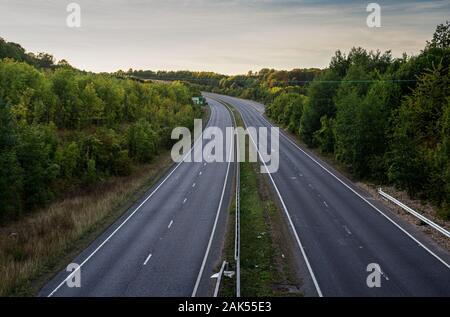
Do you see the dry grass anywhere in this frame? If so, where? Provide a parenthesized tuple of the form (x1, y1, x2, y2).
(0, 151, 173, 296)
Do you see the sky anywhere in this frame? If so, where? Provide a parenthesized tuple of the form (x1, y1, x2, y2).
(0, 0, 449, 74)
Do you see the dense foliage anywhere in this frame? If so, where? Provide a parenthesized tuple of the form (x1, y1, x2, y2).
(127, 22, 450, 218)
(3, 21, 448, 221)
(0, 44, 201, 223)
(266, 22, 450, 218)
(128, 68, 322, 105)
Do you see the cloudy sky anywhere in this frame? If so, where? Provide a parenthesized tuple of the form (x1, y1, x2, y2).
(0, 0, 448, 74)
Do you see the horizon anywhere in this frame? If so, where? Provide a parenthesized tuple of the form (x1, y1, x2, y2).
(0, 0, 449, 75)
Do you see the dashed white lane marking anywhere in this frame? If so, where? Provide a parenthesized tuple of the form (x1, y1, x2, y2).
(199, 171, 202, 176)
(203, 163, 207, 166)
(264, 112, 450, 269)
(192, 183, 196, 188)
(46, 108, 215, 296)
(192, 100, 235, 297)
(143, 253, 152, 265)
(168, 220, 173, 229)
(323, 201, 329, 208)
(183, 198, 187, 204)
(343, 225, 352, 235)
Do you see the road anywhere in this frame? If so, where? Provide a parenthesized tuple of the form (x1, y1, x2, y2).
(39, 98, 235, 297)
(206, 92, 450, 297)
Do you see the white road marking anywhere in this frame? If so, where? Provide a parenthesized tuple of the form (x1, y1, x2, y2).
(255, 106, 450, 270)
(46, 105, 214, 297)
(168, 220, 173, 229)
(183, 198, 187, 204)
(192, 100, 235, 297)
(192, 183, 196, 188)
(343, 225, 352, 235)
(199, 171, 202, 176)
(323, 201, 329, 208)
(143, 253, 152, 265)
(222, 99, 323, 297)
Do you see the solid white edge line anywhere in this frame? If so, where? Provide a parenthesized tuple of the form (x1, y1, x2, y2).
(235, 113, 241, 298)
(240, 110, 323, 297)
(209, 94, 323, 297)
(241, 96, 450, 270)
(191, 99, 234, 297)
(222, 99, 241, 297)
(47, 104, 215, 297)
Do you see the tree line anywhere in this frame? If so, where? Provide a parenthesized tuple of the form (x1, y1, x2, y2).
(130, 22, 450, 219)
(0, 42, 202, 223)
(266, 22, 450, 219)
(127, 68, 322, 104)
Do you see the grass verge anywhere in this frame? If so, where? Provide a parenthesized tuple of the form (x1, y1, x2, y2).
(218, 101, 302, 297)
(0, 151, 174, 296)
(0, 108, 210, 297)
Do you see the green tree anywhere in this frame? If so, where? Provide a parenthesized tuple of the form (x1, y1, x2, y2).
(128, 119, 158, 163)
(57, 142, 80, 179)
(16, 124, 59, 208)
(388, 65, 449, 201)
(313, 115, 335, 154)
(80, 82, 104, 127)
(428, 20, 450, 49)
(300, 70, 340, 146)
(0, 98, 23, 221)
(51, 68, 82, 128)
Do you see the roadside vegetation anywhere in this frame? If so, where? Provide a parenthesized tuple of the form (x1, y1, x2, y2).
(134, 22, 450, 220)
(219, 103, 302, 297)
(128, 68, 321, 105)
(0, 151, 174, 296)
(237, 161, 301, 296)
(265, 22, 450, 219)
(0, 38, 205, 295)
(0, 38, 203, 224)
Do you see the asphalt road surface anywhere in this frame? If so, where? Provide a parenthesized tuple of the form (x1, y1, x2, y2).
(39, 98, 235, 297)
(206, 92, 450, 297)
